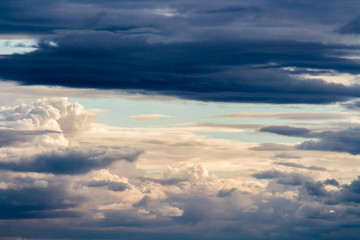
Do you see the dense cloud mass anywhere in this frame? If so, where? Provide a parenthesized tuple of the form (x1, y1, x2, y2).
(1, 0, 360, 103)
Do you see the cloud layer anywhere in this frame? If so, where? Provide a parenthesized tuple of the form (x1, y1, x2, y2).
(1, 0, 360, 103)
(0, 98, 360, 239)
(260, 125, 360, 155)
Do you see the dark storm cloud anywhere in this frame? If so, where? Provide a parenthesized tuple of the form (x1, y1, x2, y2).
(1, 0, 359, 37)
(0, 146, 141, 175)
(1, 37, 360, 104)
(1, 0, 360, 104)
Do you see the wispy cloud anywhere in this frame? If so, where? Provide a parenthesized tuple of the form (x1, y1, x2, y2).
(210, 112, 347, 120)
(128, 114, 171, 122)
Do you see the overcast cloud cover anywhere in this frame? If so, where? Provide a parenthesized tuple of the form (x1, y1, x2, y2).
(2, 0, 360, 239)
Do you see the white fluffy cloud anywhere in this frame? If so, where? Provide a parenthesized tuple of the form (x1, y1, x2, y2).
(0, 98, 96, 148)
(0, 97, 96, 134)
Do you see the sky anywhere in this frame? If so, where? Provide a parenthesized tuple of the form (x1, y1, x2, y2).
(1, 0, 360, 239)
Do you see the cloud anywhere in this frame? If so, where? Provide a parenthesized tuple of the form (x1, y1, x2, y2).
(273, 152, 301, 159)
(341, 100, 360, 110)
(1, 38, 360, 104)
(210, 112, 346, 120)
(260, 126, 311, 137)
(249, 143, 295, 151)
(129, 114, 171, 122)
(0, 146, 141, 175)
(338, 15, 360, 34)
(87, 180, 131, 192)
(260, 125, 360, 155)
(2, 0, 360, 237)
(1, 0, 360, 105)
(0, 98, 96, 135)
(1, 0, 360, 104)
(0, 178, 83, 219)
(179, 122, 261, 132)
(298, 128, 360, 154)
(0, 129, 61, 147)
(274, 161, 326, 171)
(252, 169, 307, 186)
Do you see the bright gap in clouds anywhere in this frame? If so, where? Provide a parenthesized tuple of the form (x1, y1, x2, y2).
(0, 39, 38, 55)
(68, 96, 349, 144)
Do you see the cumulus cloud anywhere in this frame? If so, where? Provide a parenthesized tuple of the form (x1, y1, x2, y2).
(0, 98, 143, 181)
(0, 98, 97, 150)
(0, 98, 96, 135)
(252, 169, 360, 209)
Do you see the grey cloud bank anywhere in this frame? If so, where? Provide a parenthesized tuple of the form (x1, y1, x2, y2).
(260, 126, 360, 155)
(1, 0, 360, 103)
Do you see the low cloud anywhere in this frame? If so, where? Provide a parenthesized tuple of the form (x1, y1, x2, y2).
(87, 180, 131, 192)
(0, 146, 141, 175)
(0, 179, 83, 219)
(0, 129, 61, 147)
(274, 161, 326, 171)
(260, 125, 311, 137)
(260, 125, 360, 155)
